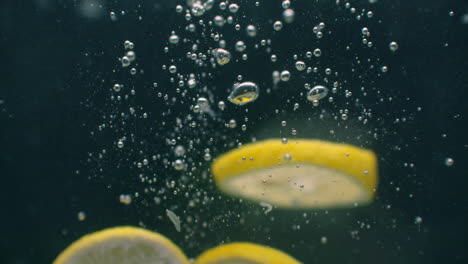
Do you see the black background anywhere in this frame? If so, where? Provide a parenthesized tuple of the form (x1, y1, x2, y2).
(0, 0, 467, 263)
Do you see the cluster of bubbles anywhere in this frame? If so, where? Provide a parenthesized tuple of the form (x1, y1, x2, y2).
(80, 0, 449, 254)
(160, 0, 343, 108)
(97, 0, 394, 226)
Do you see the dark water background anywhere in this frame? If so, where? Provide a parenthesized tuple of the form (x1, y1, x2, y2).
(0, 0, 467, 263)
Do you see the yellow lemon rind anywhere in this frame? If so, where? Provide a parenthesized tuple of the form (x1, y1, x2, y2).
(211, 139, 378, 209)
(195, 242, 302, 264)
(53, 226, 190, 264)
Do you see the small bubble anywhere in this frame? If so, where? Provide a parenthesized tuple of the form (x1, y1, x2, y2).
(229, 119, 237, 128)
(213, 48, 231, 65)
(271, 54, 277, 62)
(235, 41, 246, 52)
(110, 11, 117, 21)
(307, 85, 329, 102)
(77, 211, 86, 221)
(228, 3, 240, 13)
(174, 145, 186, 157)
(191, 2, 205, 16)
(197, 97, 209, 108)
(444, 157, 454, 167)
(188, 79, 197, 88)
(218, 101, 226, 110)
(283, 9, 295, 23)
(113, 84, 121, 92)
(280, 70, 291, 81)
(273, 21, 283, 31)
(313, 48, 322, 57)
(174, 159, 184, 170)
(295, 61, 306, 71)
(321, 236, 328, 244)
(389, 41, 399, 52)
(246, 25, 257, 37)
(121, 56, 130, 67)
(228, 82, 259, 106)
(169, 65, 177, 74)
(204, 153, 212, 161)
(214, 15, 225, 27)
(414, 216, 423, 224)
(119, 194, 132, 205)
(126, 51, 136, 62)
(169, 34, 179, 44)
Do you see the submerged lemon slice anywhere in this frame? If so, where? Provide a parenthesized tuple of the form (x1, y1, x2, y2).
(195, 242, 301, 264)
(211, 139, 378, 209)
(53, 226, 190, 264)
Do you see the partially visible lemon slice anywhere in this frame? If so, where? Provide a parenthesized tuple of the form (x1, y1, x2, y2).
(211, 139, 378, 209)
(195, 242, 301, 264)
(53, 226, 190, 264)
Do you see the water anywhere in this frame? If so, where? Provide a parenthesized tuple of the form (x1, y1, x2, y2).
(1, 0, 466, 264)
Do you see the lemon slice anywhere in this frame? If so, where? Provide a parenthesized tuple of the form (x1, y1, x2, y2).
(211, 139, 378, 209)
(53, 226, 190, 264)
(195, 242, 301, 264)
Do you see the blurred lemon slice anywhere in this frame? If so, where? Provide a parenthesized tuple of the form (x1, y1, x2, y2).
(53, 226, 190, 264)
(211, 139, 378, 209)
(195, 242, 301, 264)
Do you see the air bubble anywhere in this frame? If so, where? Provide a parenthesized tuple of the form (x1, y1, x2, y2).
(228, 82, 259, 106)
(213, 48, 231, 65)
(295, 61, 306, 71)
(121, 56, 130, 67)
(77, 211, 86, 221)
(307, 85, 329, 102)
(389, 41, 399, 52)
(191, 2, 205, 16)
(273, 21, 283, 31)
(218, 101, 226, 110)
(214, 15, 224, 27)
(445, 157, 454, 167)
(246, 25, 257, 37)
(283, 9, 295, 23)
(113, 84, 121, 92)
(271, 54, 277, 62)
(229, 119, 237, 128)
(280, 70, 291, 81)
(126, 51, 136, 62)
(174, 159, 184, 170)
(197, 97, 209, 108)
(169, 34, 179, 44)
(228, 3, 240, 13)
(313, 48, 322, 57)
(235, 41, 246, 52)
(169, 65, 177, 73)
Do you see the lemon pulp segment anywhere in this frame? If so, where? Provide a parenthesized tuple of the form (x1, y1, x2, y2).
(53, 226, 190, 264)
(195, 242, 302, 264)
(211, 139, 378, 209)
